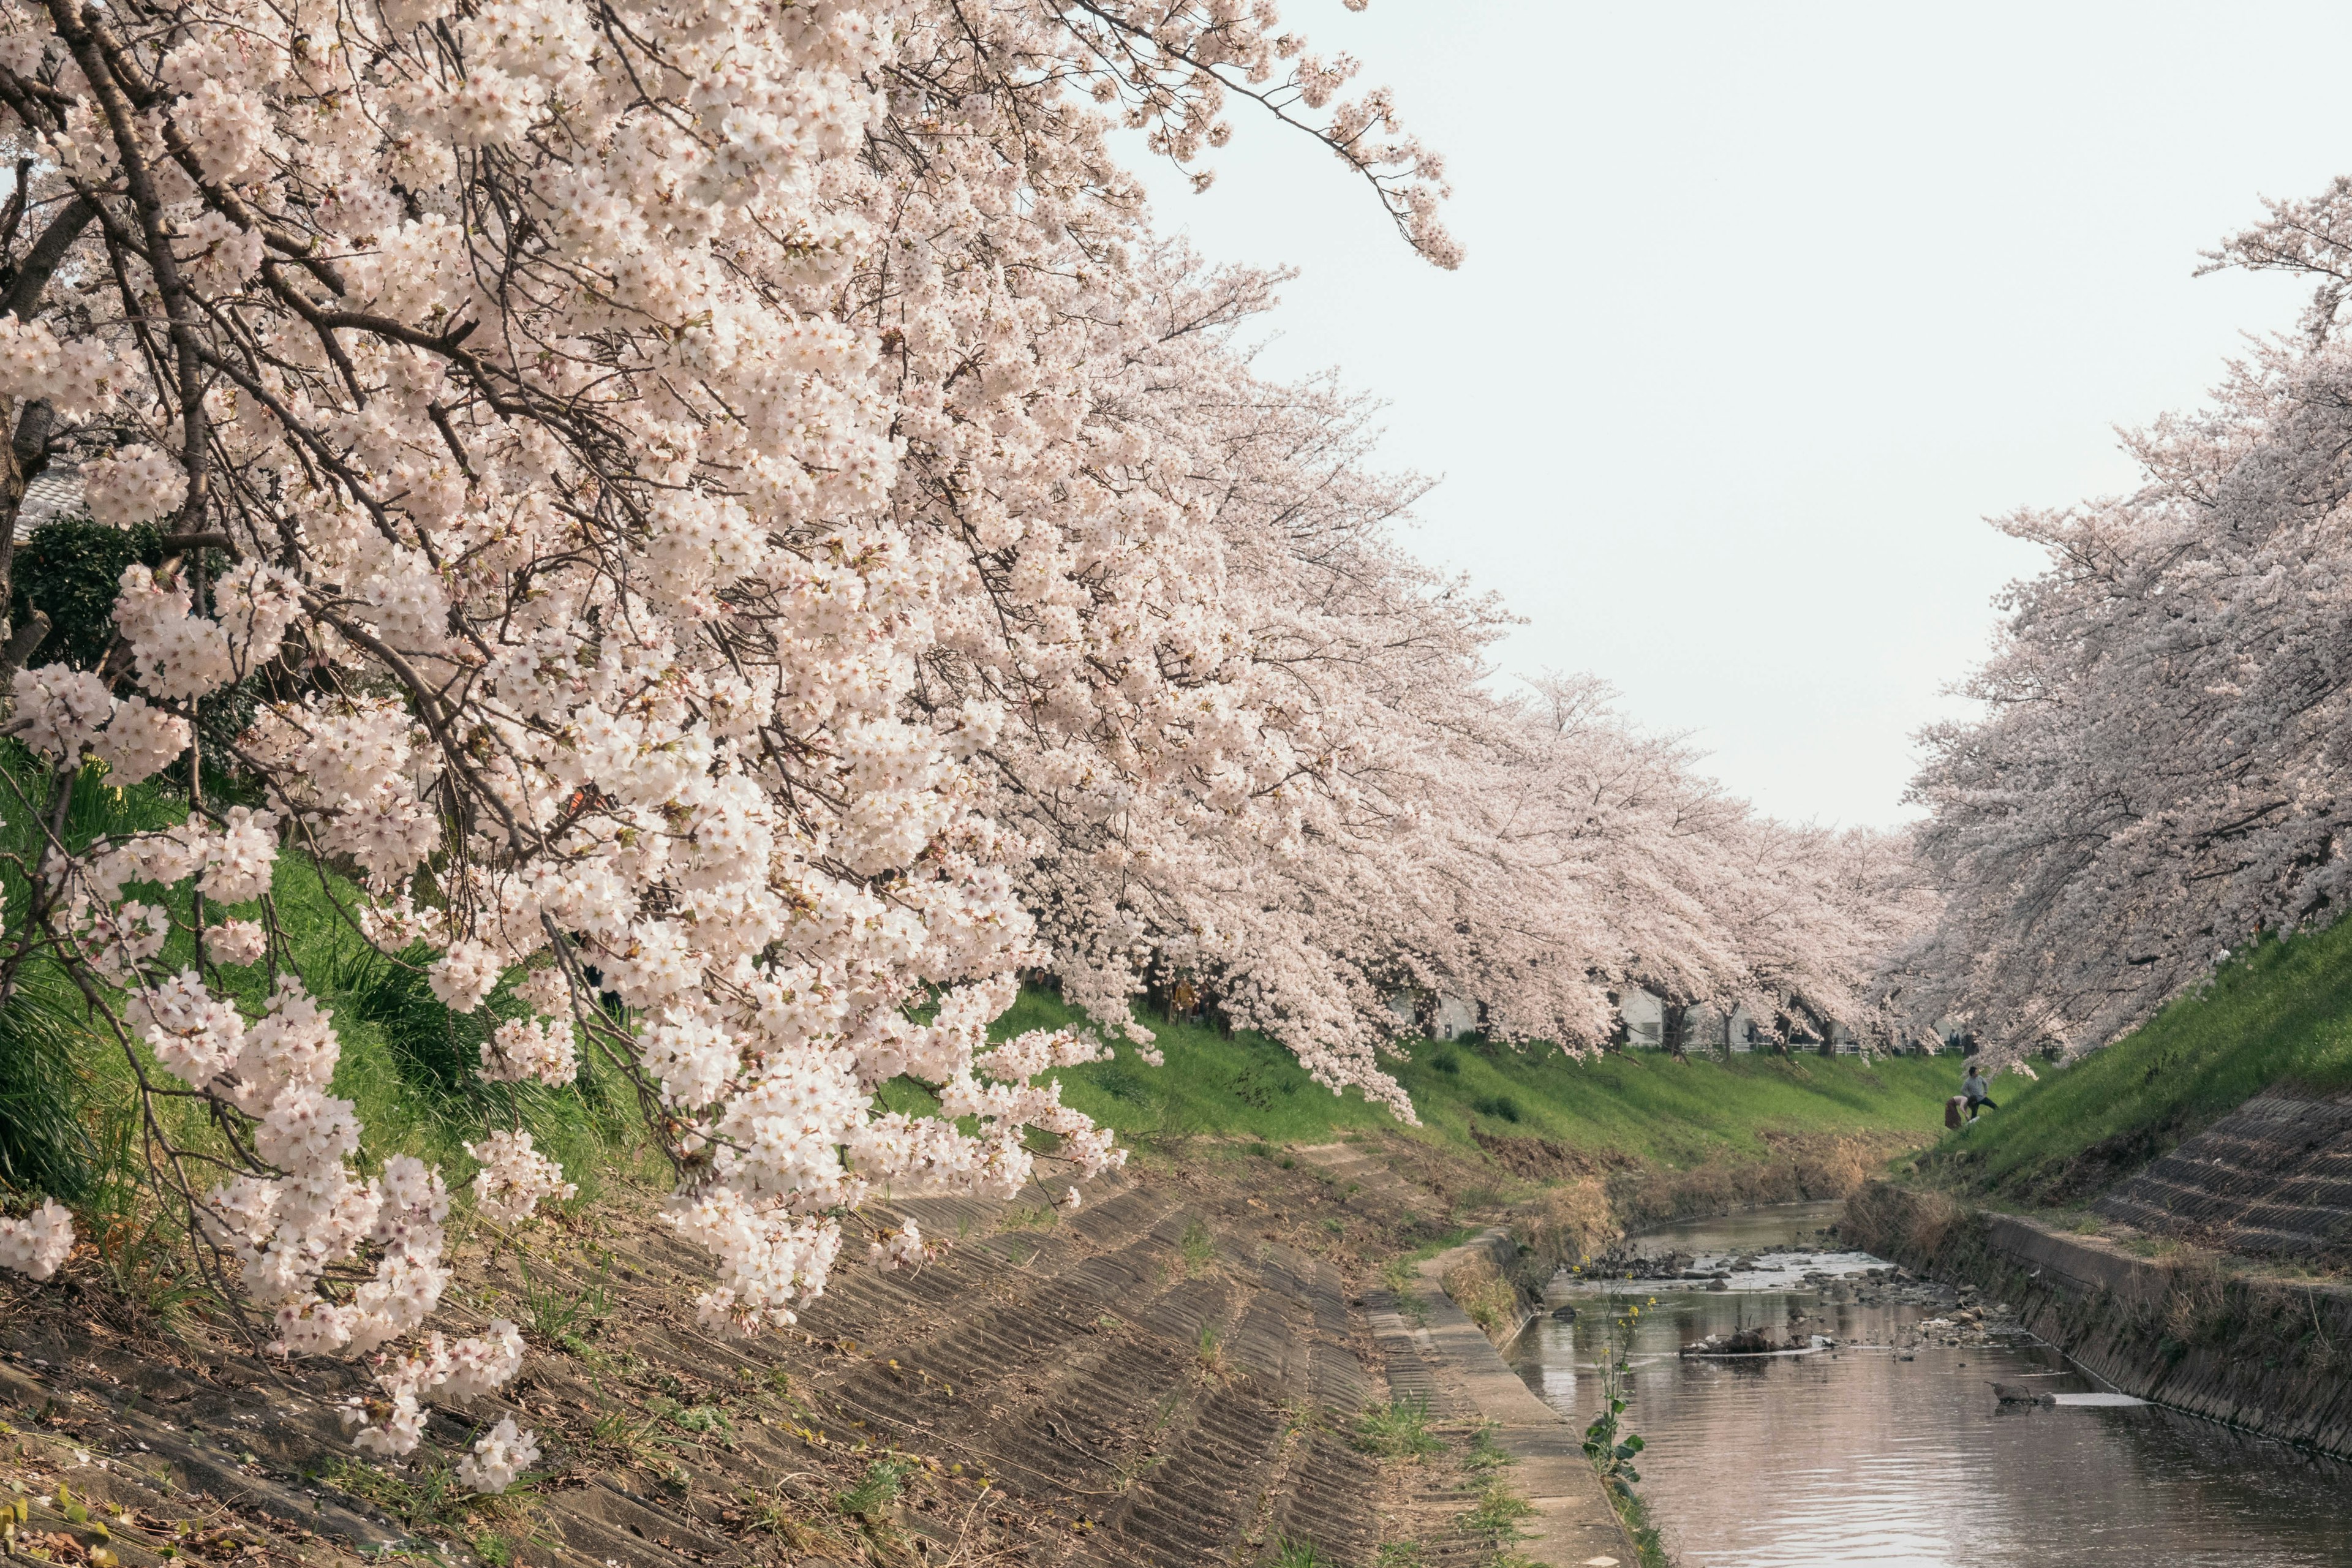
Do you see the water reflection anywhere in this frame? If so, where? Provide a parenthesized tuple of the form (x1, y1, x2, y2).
(1506, 1202, 2352, 1567)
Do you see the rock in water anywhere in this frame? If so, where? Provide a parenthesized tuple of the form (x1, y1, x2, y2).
(1990, 1382, 2055, 1406)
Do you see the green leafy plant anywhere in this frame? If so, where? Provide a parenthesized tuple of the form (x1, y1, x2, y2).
(1581, 1300, 1648, 1501)
(1268, 1539, 1325, 1567)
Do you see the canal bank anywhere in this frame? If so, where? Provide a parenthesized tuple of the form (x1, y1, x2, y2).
(1406, 1230, 1641, 1566)
(1840, 1180, 2352, 1457)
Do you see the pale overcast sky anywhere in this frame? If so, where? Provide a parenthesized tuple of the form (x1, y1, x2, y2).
(1126, 1, 2350, 826)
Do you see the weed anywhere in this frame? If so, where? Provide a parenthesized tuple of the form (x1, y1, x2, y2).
(673, 1404, 733, 1440)
(587, 1411, 657, 1464)
(1268, 1538, 1325, 1567)
(1109, 1453, 1164, 1493)
(1465, 1422, 1513, 1474)
(835, 1458, 911, 1521)
(1373, 1546, 1425, 1567)
(1468, 1480, 1534, 1536)
(516, 1251, 611, 1343)
(469, 1532, 512, 1567)
(1581, 1301, 1647, 1501)
(1180, 1219, 1216, 1273)
(1351, 1396, 1442, 1460)
(1196, 1322, 1229, 1381)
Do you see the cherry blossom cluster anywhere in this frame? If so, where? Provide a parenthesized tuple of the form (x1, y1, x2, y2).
(10, 663, 190, 785)
(0, 1199, 74, 1280)
(464, 1131, 577, 1226)
(339, 1321, 527, 1464)
(480, 1015, 578, 1085)
(455, 1417, 542, 1496)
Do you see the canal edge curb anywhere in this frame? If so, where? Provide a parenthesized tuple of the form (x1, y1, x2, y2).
(1420, 1229, 1640, 1566)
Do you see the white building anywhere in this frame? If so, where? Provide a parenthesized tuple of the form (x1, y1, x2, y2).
(1382, 991, 1482, 1040)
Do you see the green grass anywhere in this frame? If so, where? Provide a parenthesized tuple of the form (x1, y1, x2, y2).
(1920, 917, 2352, 1205)
(993, 988, 1958, 1168)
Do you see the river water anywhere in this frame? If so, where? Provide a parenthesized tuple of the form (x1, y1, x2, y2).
(1504, 1202, 2352, 1567)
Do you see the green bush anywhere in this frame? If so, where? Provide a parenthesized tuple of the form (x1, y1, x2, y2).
(10, 518, 262, 767)
(9, 516, 163, 670)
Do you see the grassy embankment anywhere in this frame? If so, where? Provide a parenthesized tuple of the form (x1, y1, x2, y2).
(992, 986, 1958, 1172)
(1917, 917, 2352, 1209)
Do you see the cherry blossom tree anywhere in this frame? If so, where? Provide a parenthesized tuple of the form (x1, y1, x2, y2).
(934, 241, 1926, 1084)
(1903, 175, 2352, 1058)
(0, 0, 1454, 1482)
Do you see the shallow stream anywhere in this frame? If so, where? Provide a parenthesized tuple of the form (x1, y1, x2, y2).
(1506, 1202, 2352, 1567)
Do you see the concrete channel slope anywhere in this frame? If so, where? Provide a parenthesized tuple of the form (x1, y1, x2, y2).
(2093, 1082, 2352, 1256)
(0, 1144, 1636, 1567)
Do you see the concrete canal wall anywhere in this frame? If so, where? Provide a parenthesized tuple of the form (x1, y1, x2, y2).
(1843, 1182, 2352, 1456)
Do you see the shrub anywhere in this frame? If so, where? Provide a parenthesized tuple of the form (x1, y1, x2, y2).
(1471, 1093, 1522, 1123)
(9, 516, 163, 671)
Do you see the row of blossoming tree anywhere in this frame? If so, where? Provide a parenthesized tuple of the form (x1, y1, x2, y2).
(1899, 179, 2352, 1061)
(0, 0, 1919, 1488)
